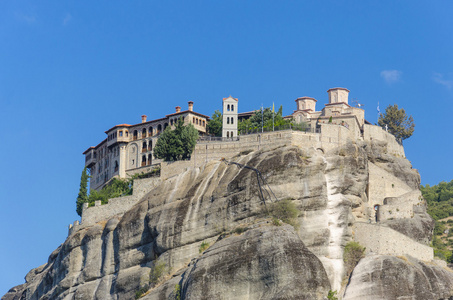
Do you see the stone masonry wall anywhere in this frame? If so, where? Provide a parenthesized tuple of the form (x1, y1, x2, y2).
(363, 124, 405, 157)
(73, 177, 161, 230)
(354, 222, 433, 261)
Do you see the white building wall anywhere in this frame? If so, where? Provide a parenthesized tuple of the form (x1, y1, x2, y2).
(222, 96, 238, 138)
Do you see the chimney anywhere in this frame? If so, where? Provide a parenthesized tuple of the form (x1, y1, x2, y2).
(175, 106, 181, 113)
(188, 101, 194, 111)
(141, 115, 147, 123)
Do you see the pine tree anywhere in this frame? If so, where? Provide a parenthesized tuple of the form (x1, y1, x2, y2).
(76, 166, 90, 216)
(378, 104, 415, 142)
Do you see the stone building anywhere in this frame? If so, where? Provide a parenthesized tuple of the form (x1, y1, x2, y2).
(83, 101, 209, 191)
(290, 87, 366, 138)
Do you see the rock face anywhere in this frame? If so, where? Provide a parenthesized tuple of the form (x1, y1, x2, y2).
(343, 255, 453, 300)
(3, 141, 453, 300)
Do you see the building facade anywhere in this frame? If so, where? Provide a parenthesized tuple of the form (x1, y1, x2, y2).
(84, 101, 209, 191)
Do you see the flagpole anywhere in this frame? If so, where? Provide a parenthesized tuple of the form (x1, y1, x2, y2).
(261, 104, 264, 133)
(377, 101, 380, 123)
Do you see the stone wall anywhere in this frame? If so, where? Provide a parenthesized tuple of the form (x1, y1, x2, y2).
(69, 177, 161, 233)
(354, 222, 433, 261)
(363, 124, 405, 157)
(368, 162, 413, 207)
(377, 190, 423, 221)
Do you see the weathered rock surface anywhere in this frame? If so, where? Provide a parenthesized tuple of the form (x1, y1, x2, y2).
(3, 142, 453, 300)
(344, 255, 453, 300)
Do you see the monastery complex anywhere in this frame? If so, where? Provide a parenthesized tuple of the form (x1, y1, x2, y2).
(84, 87, 386, 191)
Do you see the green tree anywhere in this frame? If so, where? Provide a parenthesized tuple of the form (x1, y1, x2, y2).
(207, 110, 222, 137)
(378, 104, 415, 141)
(76, 166, 90, 216)
(343, 241, 365, 277)
(154, 118, 199, 161)
(239, 105, 292, 133)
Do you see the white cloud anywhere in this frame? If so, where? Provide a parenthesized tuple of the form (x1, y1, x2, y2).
(433, 73, 453, 90)
(63, 13, 72, 26)
(15, 13, 36, 23)
(380, 70, 402, 84)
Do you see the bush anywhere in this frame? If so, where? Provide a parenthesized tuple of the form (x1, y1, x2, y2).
(268, 199, 299, 229)
(327, 290, 338, 300)
(88, 178, 133, 206)
(343, 241, 365, 277)
(149, 260, 167, 286)
(199, 241, 210, 253)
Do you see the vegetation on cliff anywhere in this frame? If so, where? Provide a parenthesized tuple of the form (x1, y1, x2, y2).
(378, 104, 415, 141)
(154, 118, 198, 161)
(76, 166, 90, 216)
(422, 179, 453, 261)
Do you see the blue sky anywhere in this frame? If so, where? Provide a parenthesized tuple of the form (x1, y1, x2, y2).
(0, 1, 452, 295)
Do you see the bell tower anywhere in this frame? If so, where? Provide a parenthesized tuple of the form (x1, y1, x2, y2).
(222, 96, 238, 138)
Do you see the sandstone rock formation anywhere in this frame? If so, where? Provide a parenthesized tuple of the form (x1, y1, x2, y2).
(3, 139, 453, 300)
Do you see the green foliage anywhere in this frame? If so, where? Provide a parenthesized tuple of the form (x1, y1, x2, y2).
(150, 260, 167, 286)
(76, 167, 90, 216)
(207, 110, 222, 137)
(174, 284, 181, 300)
(238, 105, 293, 134)
(268, 199, 299, 229)
(422, 180, 453, 220)
(327, 290, 338, 300)
(154, 118, 199, 161)
(343, 241, 365, 277)
(88, 178, 132, 206)
(378, 104, 415, 141)
(135, 286, 149, 299)
(199, 241, 209, 253)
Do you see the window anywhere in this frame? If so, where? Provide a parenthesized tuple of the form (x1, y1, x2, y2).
(142, 155, 146, 167)
(147, 154, 152, 165)
(119, 131, 123, 137)
(196, 118, 199, 125)
(231, 105, 234, 111)
(157, 124, 162, 133)
(231, 118, 234, 124)
(227, 104, 230, 111)
(227, 131, 229, 138)
(133, 130, 138, 140)
(170, 119, 173, 125)
(193, 117, 195, 123)
(202, 120, 205, 126)
(142, 128, 147, 138)
(227, 117, 230, 124)
(125, 131, 129, 137)
(148, 140, 152, 151)
(149, 126, 153, 136)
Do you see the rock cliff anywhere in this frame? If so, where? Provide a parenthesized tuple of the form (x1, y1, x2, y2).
(3, 139, 453, 300)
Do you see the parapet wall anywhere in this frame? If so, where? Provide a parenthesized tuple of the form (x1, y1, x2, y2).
(378, 190, 423, 221)
(69, 177, 161, 234)
(354, 222, 433, 261)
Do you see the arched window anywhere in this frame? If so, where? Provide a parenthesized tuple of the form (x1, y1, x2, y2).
(142, 128, 147, 138)
(133, 130, 138, 140)
(164, 123, 168, 129)
(142, 155, 146, 167)
(193, 117, 195, 123)
(231, 105, 234, 111)
(227, 131, 229, 138)
(231, 118, 234, 124)
(196, 118, 199, 125)
(114, 161, 119, 172)
(148, 140, 152, 151)
(147, 154, 152, 165)
(142, 141, 147, 153)
(149, 126, 153, 136)
(231, 131, 233, 137)
(170, 119, 173, 125)
(227, 117, 230, 124)
(157, 124, 162, 134)
(227, 104, 230, 111)
(202, 120, 205, 126)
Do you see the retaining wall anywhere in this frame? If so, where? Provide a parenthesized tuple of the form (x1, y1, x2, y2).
(363, 124, 405, 157)
(354, 222, 433, 261)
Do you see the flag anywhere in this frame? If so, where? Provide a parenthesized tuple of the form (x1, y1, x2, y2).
(272, 102, 275, 113)
(377, 102, 380, 113)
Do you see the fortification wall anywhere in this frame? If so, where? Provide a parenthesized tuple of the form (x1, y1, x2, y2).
(354, 222, 433, 261)
(377, 190, 423, 221)
(69, 177, 161, 232)
(368, 162, 413, 207)
(363, 124, 405, 157)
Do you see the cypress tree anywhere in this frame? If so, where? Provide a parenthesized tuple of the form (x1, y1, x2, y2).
(76, 166, 90, 216)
